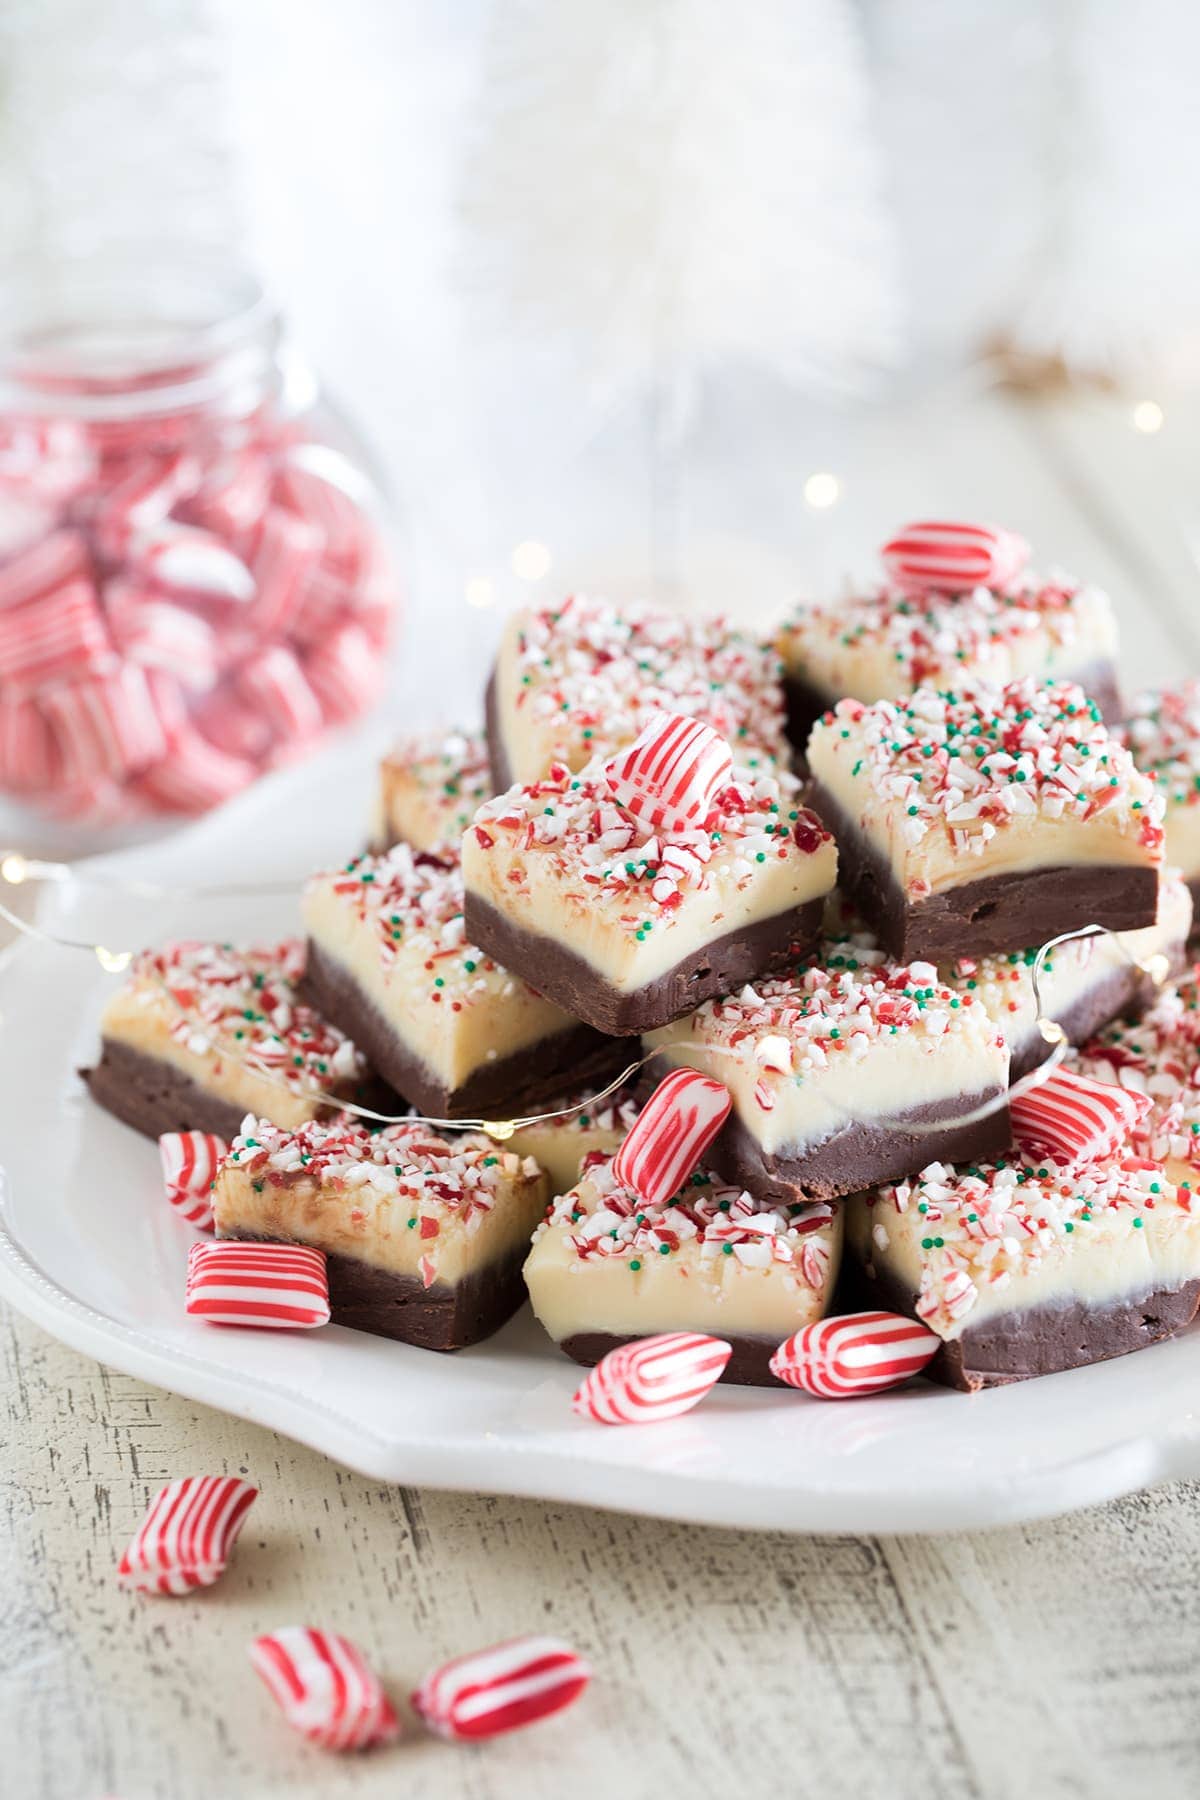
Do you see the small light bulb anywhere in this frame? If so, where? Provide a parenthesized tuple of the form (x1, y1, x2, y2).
(465, 576, 494, 609)
(804, 472, 840, 509)
(482, 1118, 516, 1141)
(511, 540, 552, 581)
(1132, 400, 1164, 434)
(1140, 952, 1170, 987)
(1038, 1018, 1066, 1045)
(1, 853, 28, 885)
(95, 945, 131, 974)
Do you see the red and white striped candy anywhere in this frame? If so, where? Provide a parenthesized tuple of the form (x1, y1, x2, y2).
(304, 623, 383, 723)
(770, 1311, 940, 1398)
(43, 662, 167, 781)
(603, 711, 734, 832)
(0, 577, 113, 688)
(117, 1474, 257, 1594)
(127, 521, 255, 604)
(250, 1627, 401, 1752)
(573, 1332, 732, 1425)
(276, 450, 372, 578)
(158, 1131, 227, 1229)
(139, 724, 256, 814)
(612, 1068, 732, 1208)
(411, 1635, 591, 1741)
(1010, 1065, 1151, 1165)
(181, 448, 273, 543)
(244, 506, 323, 639)
(186, 1240, 330, 1329)
(0, 527, 90, 611)
(96, 451, 203, 557)
(237, 643, 324, 741)
(0, 693, 59, 791)
(109, 591, 219, 688)
(881, 521, 1031, 595)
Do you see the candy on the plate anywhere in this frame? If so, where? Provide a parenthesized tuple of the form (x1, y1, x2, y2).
(117, 1474, 257, 1594)
(807, 678, 1164, 963)
(769, 1311, 940, 1398)
(572, 1331, 732, 1423)
(250, 1627, 401, 1751)
(186, 1240, 331, 1329)
(881, 520, 1030, 595)
(602, 711, 734, 833)
(411, 1635, 591, 1741)
(611, 1069, 732, 1208)
(158, 1130, 227, 1229)
(1010, 1065, 1150, 1166)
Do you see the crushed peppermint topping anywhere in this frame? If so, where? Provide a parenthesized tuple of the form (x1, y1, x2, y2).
(812, 677, 1164, 858)
(131, 939, 365, 1096)
(307, 842, 533, 1007)
(867, 1153, 1184, 1334)
(471, 756, 831, 923)
(379, 727, 492, 846)
(1123, 682, 1200, 811)
(227, 1114, 541, 1225)
(781, 570, 1107, 691)
(507, 594, 788, 768)
(1076, 974, 1200, 1177)
(533, 1083, 640, 1136)
(655, 934, 1002, 1092)
(535, 1151, 835, 1281)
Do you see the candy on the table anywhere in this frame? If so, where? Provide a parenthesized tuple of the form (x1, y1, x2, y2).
(250, 1627, 401, 1752)
(411, 1635, 591, 1741)
(572, 1332, 732, 1424)
(126, 521, 256, 604)
(236, 642, 324, 741)
(43, 662, 168, 782)
(158, 1131, 228, 1229)
(612, 1069, 733, 1208)
(881, 520, 1031, 594)
(1010, 1065, 1151, 1165)
(0, 576, 113, 687)
(770, 1311, 941, 1398)
(185, 1240, 331, 1329)
(117, 1474, 257, 1594)
(603, 710, 734, 832)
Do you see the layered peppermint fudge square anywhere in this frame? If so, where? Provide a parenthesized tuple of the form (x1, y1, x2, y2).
(462, 754, 838, 1035)
(778, 521, 1121, 753)
(1123, 682, 1200, 913)
(302, 842, 630, 1118)
(846, 1154, 1200, 1389)
(86, 938, 378, 1142)
(213, 1116, 549, 1348)
(370, 728, 492, 855)
(486, 594, 788, 787)
(509, 1082, 640, 1197)
(644, 943, 1011, 1204)
(1076, 975, 1200, 1190)
(523, 1151, 843, 1386)
(950, 868, 1191, 1080)
(807, 678, 1164, 964)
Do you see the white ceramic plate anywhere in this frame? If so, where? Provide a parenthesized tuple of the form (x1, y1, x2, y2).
(4, 740, 1200, 1535)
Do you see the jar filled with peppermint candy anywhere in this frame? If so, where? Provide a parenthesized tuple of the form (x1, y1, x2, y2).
(0, 270, 400, 834)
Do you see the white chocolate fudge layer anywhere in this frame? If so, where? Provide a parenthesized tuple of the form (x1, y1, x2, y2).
(96, 939, 368, 1128)
(215, 1116, 549, 1289)
(808, 679, 1165, 897)
(1123, 683, 1200, 883)
(779, 571, 1118, 709)
(463, 759, 836, 991)
(848, 1155, 1200, 1340)
(951, 870, 1191, 1068)
(525, 1152, 842, 1343)
(509, 1084, 640, 1197)
(645, 941, 1009, 1158)
(491, 595, 788, 782)
(303, 845, 583, 1095)
(371, 728, 492, 854)
(1076, 972, 1200, 1192)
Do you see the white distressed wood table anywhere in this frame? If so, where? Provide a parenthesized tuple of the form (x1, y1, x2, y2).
(6, 387, 1200, 1800)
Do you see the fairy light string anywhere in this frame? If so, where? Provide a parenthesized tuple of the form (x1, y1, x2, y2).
(0, 848, 1173, 1143)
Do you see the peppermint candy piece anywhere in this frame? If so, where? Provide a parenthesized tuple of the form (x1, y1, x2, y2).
(573, 1332, 732, 1425)
(250, 1627, 401, 1752)
(603, 710, 734, 832)
(612, 1068, 732, 1208)
(1010, 1065, 1151, 1166)
(117, 1474, 257, 1594)
(412, 1635, 591, 1741)
(127, 522, 255, 604)
(186, 1240, 330, 1329)
(770, 1311, 940, 1398)
(158, 1131, 227, 1229)
(881, 521, 1030, 595)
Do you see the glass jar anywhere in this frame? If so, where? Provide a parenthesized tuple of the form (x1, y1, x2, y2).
(0, 268, 401, 833)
